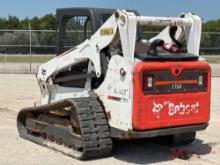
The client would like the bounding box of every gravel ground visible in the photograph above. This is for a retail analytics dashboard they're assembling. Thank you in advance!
[0,74,219,165]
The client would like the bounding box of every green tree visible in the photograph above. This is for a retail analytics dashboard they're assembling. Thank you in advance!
[40,14,56,30]
[0,18,8,29]
[30,17,41,30]
[20,18,30,29]
[7,16,20,29]
[203,19,220,32]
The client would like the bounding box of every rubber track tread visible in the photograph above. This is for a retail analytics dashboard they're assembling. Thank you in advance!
[17,96,113,160]
[73,97,113,159]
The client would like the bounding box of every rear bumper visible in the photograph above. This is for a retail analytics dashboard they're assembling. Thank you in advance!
[110,123,208,139]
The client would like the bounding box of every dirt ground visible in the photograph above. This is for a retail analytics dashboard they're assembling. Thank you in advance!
[0,74,219,165]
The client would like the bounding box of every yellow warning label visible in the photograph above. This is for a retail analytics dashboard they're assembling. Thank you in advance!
[100,27,114,36]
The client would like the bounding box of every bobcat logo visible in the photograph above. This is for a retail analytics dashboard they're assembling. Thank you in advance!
[152,100,200,118]
[152,100,163,118]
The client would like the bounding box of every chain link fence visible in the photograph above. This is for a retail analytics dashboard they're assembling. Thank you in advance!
[0,30,219,73]
[0,30,57,54]
[0,30,220,55]
[200,32,220,55]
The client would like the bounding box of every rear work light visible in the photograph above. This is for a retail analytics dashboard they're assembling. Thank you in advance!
[143,74,154,91]
[198,72,208,89]
[198,75,203,86]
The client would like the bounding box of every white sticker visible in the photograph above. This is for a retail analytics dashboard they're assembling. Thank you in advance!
[152,100,200,118]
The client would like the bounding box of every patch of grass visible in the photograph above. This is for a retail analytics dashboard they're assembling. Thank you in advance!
[201,55,220,64]
[0,55,55,63]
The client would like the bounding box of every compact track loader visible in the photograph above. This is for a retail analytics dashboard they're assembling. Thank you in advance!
[17,8,211,160]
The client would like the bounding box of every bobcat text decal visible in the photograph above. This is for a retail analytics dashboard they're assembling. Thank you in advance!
[152,100,200,118]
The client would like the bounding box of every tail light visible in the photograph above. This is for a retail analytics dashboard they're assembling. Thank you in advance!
[198,72,208,89]
[143,74,154,91]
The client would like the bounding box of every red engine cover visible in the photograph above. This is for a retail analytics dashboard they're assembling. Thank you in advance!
[132,61,211,130]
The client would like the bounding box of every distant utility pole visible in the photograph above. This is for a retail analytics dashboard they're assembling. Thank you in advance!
[29,23,32,73]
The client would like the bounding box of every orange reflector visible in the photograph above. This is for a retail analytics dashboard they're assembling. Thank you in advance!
[155,80,198,86]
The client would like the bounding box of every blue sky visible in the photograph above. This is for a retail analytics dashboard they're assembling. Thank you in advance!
[0,0,219,21]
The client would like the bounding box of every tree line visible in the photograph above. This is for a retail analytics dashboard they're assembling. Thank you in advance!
[0,14,220,31]
[0,14,56,30]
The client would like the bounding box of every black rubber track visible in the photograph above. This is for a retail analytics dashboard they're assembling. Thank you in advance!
[17,96,113,160]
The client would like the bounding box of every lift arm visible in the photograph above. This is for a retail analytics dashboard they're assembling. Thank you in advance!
[37,10,202,84]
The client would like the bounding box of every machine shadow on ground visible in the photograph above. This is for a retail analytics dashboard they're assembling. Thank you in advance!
[112,137,212,164]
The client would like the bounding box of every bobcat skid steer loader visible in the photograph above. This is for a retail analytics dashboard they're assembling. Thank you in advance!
[17,8,211,160]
